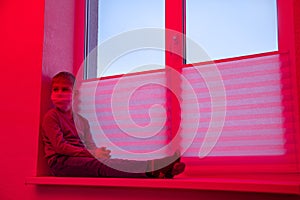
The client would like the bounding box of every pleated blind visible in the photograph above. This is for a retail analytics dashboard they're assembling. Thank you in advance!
[180,53,298,173]
[77,71,169,160]
[77,53,297,172]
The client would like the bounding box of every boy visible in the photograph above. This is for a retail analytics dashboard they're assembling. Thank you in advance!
[42,71,185,178]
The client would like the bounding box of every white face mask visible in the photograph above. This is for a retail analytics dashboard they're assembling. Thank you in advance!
[51,92,73,112]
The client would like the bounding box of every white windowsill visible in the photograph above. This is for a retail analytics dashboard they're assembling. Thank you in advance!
[25,174,300,195]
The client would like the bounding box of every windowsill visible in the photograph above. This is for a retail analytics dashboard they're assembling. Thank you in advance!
[25,174,300,195]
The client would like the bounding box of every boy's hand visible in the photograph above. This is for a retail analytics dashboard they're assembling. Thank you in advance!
[94,147,111,159]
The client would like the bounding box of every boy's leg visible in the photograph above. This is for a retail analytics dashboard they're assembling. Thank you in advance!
[50,156,148,178]
[98,158,149,178]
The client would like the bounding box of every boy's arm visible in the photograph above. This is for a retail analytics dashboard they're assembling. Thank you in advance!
[43,113,93,157]
[78,116,111,159]
[83,119,98,151]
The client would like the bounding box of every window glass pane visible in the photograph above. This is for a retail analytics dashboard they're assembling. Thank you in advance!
[97,0,165,77]
[186,0,278,63]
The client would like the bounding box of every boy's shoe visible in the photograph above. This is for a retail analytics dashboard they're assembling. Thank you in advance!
[146,151,185,178]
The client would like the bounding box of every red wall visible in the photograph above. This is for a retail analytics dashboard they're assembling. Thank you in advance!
[295,0,300,95]
[0,0,44,199]
[0,0,300,200]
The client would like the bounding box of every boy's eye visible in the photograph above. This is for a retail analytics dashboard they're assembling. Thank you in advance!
[52,87,59,92]
[62,87,71,92]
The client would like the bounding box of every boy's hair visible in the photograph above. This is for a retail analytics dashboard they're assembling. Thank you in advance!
[52,71,75,87]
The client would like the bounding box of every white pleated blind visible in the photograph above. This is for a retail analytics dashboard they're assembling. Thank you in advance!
[180,53,298,173]
[77,53,297,172]
[77,71,169,160]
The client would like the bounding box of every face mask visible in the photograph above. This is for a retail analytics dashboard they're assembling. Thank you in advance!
[51,92,73,112]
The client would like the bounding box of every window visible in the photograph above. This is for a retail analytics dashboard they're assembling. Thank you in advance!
[80,0,299,173]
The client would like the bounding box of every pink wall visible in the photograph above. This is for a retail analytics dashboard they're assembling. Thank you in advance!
[0,0,300,200]
[37,0,76,176]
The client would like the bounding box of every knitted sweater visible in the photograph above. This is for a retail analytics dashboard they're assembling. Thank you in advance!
[42,108,97,166]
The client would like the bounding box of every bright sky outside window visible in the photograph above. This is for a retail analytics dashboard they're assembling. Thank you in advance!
[97,0,165,77]
[186,0,278,63]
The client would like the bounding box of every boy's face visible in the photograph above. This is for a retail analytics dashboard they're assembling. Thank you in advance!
[51,81,73,112]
